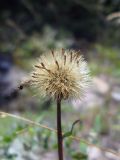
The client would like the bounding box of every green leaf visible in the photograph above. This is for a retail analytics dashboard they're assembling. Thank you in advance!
[3,132,16,143]
[63,131,72,139]
[94,114,102,133]
[72,152,87,160]
[63,119,82,139]
[79,142,87,154]
[70,120,82,134]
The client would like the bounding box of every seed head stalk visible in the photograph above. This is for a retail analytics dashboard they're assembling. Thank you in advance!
[57,95,63,160]
[19,49,91,160]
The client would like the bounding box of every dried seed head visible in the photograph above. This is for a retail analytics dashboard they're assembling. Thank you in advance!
[30,49,91,100]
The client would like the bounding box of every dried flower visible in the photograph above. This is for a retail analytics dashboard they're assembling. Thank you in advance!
[29,49,91,100]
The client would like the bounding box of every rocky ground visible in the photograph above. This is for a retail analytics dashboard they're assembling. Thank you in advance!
[0,71,120,160]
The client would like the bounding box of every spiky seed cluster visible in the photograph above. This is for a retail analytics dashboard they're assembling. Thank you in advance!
[30,49,91,100]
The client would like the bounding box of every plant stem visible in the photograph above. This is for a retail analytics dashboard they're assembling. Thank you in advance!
[57,97,64,160]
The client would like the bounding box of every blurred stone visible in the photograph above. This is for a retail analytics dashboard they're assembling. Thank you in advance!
[72,91,104,110]
[42,151,57,160]
[0,149,4,157]
[111,87,120,101]
[105,152,120,160]
[8,138,25,158]
[7,137,57,160]
[0,66,26,107]
[6,67,26,94]
[93,77,110,94]
[87,147,103,160]
[71,76,111,110]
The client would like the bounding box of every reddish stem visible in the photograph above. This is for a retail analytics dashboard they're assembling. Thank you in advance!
[57,97,64,160]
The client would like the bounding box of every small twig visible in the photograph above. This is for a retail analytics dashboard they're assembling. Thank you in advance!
[21,0,40,24]
[0,111,119,157]
[6,19,27,39]
[0,112,56,132]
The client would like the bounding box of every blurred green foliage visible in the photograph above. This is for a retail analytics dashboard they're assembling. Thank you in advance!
[0,0,120,159]
[1,102,118,159]
[89,44,120,77]
[0,0,120,47]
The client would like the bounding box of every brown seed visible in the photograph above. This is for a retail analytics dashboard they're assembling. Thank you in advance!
[55,60,59,69]
[35,65,42,69]
[64,55,66,65]
[51,50,54,57]
[62,48,65,55]
[70,52,73,62]
[41,62,45,68]
[32,75,37,78]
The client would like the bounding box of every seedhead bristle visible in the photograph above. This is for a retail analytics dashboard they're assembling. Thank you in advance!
[30,49,91,100]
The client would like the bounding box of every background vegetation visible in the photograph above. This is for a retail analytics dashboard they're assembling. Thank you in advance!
[0,0,120,160]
